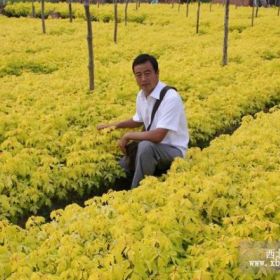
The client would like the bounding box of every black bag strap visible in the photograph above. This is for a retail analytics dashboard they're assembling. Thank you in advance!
[146,86,177,131]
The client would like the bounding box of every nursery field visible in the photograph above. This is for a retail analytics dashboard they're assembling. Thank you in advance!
[0,3,280,279]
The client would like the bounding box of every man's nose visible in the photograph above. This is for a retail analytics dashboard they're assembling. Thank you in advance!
[140,74,147,82]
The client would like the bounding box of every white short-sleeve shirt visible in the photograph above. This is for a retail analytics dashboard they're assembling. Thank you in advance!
[133,81,189,156]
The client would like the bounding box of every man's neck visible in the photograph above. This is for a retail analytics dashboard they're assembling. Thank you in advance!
[143,81,159,97]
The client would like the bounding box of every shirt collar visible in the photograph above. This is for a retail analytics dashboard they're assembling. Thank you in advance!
[140,81,166,100]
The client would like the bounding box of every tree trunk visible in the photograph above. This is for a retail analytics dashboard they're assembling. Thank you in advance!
[125,0,129,25]
[32,0,35,18]
[222,0,230,66]
[278,0,280,16]
[210,0,212,12]
[41,0,46,34]
[255,4,259,17]
[114,0,118,43]
[178,0,181,12]
[196,0,201,34]
[84,0,94,91]
[186,0,190,17]
[68,0,73,22]
[251,1,255,27]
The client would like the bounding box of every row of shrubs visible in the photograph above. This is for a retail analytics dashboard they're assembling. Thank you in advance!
[1,106,280,279]
[3,2,147,23]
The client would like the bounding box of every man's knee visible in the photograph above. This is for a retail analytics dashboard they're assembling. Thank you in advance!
[137,141,155,156]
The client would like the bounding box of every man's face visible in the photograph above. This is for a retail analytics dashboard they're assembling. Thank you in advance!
[133,61,159,96]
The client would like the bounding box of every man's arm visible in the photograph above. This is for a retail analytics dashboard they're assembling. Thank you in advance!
[97,119,143,130]
[119,128,168,153]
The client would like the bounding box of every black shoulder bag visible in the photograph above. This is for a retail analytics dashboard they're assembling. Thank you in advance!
[125,86,177,172]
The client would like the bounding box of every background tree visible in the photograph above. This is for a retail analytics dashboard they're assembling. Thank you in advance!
[222,0,230,66]
[31,0,35,18]
[186,0,190,17]
[125,0,129,26]
[68,0,73,22]
[196,0,201,34]
[41,0,46,34]
[114,0,118,43]
[84,0,94,91]
[135,0,140,10]
[251,0,256,26]
[255,0,259,17]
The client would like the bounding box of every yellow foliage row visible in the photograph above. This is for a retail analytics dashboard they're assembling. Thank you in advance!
[1,105,280,279]
[4,2,147,23]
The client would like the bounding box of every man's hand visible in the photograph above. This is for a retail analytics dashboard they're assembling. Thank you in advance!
[118,133,130,154]
[118,129,168,154]
[96,124,113,130]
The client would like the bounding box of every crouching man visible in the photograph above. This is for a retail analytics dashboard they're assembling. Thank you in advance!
[97,54,189,188]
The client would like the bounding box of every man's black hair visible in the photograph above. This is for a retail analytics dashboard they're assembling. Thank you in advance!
[132,54,159,73]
